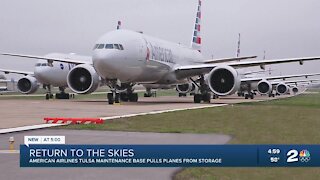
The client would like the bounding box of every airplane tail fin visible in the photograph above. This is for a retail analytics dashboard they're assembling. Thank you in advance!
[191,0,202,52]
[236,33,241,58]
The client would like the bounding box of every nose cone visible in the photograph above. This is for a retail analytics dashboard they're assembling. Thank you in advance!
[93,51,120,79]
[34,66,51,84]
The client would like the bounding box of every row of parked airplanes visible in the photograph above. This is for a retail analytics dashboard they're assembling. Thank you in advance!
[0,0,319,104]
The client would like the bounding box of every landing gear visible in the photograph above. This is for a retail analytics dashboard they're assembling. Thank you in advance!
[107,81,138,105]
[245,93,254,99]
[128,93,138,102]
[237,92,245,97]
[112,92,138,103]
[178,93,187,97]
[55,87,70,99]
[120,93,129,101]
[212,94,219,99]
[191,75,211,104]
[44,84,54,100]
[45,93,53,100]
[107,93,115,105]
[268,93,275,98]
[194,94,201,103]
[144,88,156,97]
[244,84,254,99]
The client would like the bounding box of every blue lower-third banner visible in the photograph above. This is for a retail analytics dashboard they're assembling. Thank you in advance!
[20,145,318,167]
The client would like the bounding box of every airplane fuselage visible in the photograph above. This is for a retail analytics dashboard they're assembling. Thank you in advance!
[93,29,203,85]
[34,53,87,87]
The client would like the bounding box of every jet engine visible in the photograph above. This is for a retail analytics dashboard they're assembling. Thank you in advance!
[67,64,100,94]
[207,65,240,96]
[276,83,289,95]
[257,80,272,95]
[291,86,299,94]
[176,83,196,94]
[17,75,39,94]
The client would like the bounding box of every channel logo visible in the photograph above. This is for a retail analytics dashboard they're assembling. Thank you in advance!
[299,150,311,163]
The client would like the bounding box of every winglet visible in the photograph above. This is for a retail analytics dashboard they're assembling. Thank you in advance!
[191,0,202,52]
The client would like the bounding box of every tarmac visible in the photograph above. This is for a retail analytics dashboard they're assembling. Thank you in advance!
[0,95,279,130]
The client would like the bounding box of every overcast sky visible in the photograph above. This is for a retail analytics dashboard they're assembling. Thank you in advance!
[0,0,320,79]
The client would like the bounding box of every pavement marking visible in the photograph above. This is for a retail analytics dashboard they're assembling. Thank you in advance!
[101,104,227,120]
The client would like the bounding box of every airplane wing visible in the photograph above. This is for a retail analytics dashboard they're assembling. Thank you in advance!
[0,79,12,83]
[175,56,320,79]
[1,53,91,65]
[0,68,33,76]
[271,79,320,85]
[201,56,257,64]
[241,73,320,83]
[243,69,274,75]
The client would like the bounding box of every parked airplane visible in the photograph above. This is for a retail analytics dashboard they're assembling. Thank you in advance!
[0,79,17,93]
[2,0,320,104]
[271,79,320,95]
[237,73,320,99]
[0,53,90,99]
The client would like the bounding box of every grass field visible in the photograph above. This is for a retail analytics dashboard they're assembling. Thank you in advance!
[60,92,320,179]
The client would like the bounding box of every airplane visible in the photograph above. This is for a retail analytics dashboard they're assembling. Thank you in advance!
[2,0,320,104]
[0,53,90,99]
[271,79,320,95]
[0,79,17,93]
[237,72,320,99]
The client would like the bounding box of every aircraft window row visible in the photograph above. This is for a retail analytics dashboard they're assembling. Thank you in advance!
[35,63,48,67]
[94,44,124,50]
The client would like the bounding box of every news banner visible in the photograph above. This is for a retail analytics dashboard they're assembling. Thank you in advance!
[20,136,317,167]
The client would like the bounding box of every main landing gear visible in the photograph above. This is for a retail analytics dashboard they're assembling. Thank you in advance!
[107,81,138,105]
[44,85,73,100]
[190,75,211,104]
[244,84,254,100]
[244,93,254,99]
[55,87,71,99]
[268,93,275,98]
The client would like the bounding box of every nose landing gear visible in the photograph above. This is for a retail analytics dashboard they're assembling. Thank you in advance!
[107,81,138,105]
[44,84,54,100]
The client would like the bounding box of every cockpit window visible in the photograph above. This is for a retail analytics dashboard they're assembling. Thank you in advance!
[35,63,41,67]
[93,44,99,50]
[114,44,120,50]
[96,43,124,50]
[97,44,105,49]
[105,44,114,49]
[41,63,47,66]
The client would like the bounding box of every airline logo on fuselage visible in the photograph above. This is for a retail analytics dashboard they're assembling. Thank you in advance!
[68,63,76,70]
[148,43,174,64]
